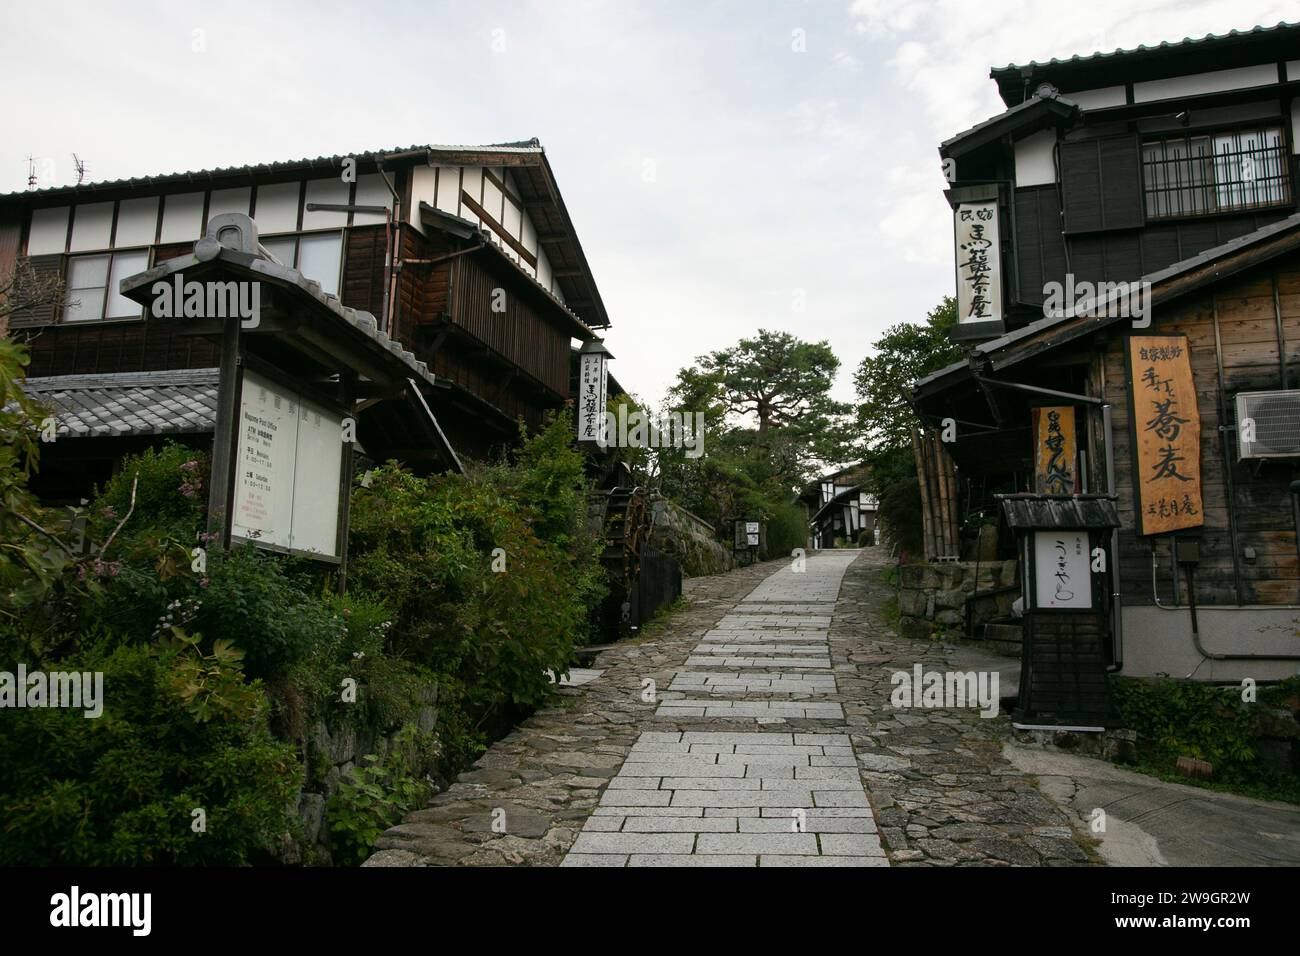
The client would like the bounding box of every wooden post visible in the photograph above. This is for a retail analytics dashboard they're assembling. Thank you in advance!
[912,426,936,561]
[206,313,242,547]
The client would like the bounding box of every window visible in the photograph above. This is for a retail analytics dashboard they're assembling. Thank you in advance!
[259,231,343,297]
[63,250,150,321]
[1142,126,1291,220]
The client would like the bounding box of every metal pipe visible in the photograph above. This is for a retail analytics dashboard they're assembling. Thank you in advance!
[1103,402,1123,672]
[972,374,1106,405]
[1211,297,1247,604]
[1148,546,1300,661]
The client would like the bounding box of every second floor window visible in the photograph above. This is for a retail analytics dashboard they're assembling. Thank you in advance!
[62,250,150,322]
[1142,126,1291,220]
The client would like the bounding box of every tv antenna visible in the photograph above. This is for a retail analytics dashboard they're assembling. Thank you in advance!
[25,156,37,190]
[72,154,87,184]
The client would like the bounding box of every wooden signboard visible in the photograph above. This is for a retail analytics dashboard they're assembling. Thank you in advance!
[1125,334,1204,536]
[1031,406,1077,494]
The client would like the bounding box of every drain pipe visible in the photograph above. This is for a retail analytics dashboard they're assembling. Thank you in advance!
[1150,547,1300,663]
[1102,403,1123,672]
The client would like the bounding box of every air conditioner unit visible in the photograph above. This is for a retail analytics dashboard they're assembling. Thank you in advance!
[1236,390,1300,459]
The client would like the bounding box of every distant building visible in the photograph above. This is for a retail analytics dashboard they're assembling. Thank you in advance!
[802,464,878,548]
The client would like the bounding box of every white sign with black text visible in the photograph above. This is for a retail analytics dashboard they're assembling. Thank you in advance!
[1032,530,1092,610]
[230,370,344,558]
[954,200,1002,325]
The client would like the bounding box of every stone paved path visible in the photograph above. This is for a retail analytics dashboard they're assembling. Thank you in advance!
[366,548,1094,867]
[564,552,882,866]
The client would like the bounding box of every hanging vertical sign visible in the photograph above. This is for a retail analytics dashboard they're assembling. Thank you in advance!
[576,342,610,446]
[1031,406,1078,494]
[1126,334,1204,536]
[953,200,1002,326]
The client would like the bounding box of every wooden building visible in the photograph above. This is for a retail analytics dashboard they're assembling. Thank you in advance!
[914,23,1300,679]
[802,464,878,549]
[0,141,611,488]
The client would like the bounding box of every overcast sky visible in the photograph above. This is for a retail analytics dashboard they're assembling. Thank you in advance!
[3,0,1295,409]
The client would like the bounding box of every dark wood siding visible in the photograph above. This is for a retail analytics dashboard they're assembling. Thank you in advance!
[1013,185,1068,307]
[1103,255,1300,607]
[1061,134,1144,233]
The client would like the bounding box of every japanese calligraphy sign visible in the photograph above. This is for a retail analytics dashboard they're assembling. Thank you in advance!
[953,200,1002,325]
[576,350,608,445]
[1031,405,1077,494]
[1126,334,1204,536]
[1032,530,1092,609]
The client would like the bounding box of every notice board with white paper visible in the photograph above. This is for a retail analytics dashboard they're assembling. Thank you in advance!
[230,369,344,559]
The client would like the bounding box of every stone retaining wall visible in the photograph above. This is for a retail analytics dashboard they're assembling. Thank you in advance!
[896,559,1020,641]
[292,686,439,864]
[650,497,735,577]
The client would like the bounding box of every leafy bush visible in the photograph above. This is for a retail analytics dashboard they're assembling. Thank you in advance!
[347,414,604,765]
[328,727,437,865]
[764,500,809,560]
[0,636,301,865]
[1112,676,1257,771]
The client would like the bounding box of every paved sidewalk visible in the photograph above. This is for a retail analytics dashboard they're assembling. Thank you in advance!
[366,549,1091,867]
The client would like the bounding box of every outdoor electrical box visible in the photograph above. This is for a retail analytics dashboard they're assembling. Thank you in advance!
[998,494,1121,729]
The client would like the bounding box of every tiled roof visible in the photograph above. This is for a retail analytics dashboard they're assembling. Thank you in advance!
[990,21,1299,75]
[19,369,219,438]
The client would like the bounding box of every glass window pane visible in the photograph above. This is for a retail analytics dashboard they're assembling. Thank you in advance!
[64,288,106,322]
[106,251,150,318]
[67,253,110,290]
[296,232,342,296]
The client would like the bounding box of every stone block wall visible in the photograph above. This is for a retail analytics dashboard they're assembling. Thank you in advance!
[292,685,440,864]
[650,497,736,577]
[896,559,1020,641]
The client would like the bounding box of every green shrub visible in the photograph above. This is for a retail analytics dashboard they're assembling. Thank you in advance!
[346,413,604,765]
[0,636,301,865]
[1111,676,1257,771]
[328,727,437,865]
[764,500,808,560]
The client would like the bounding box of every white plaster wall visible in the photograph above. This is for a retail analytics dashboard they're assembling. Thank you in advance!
[1133,64,1279,103]
[302,178,348,230]
[27,206,69,255]
[1015,129,1057,187]
[69,201,113,251]
[1119,605,1300,681]
[1068,86,1127,110]
[114,196,159,246]
[254,182,301,233]
[160,192,204,243]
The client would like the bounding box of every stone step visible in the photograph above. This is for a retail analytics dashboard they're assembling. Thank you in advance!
[981,622,1023,656]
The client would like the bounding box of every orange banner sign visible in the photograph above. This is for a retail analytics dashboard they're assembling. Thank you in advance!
[1032,405,1077,494]
[1126,334,1204,536]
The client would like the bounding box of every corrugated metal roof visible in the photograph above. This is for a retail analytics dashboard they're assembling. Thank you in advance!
[19,369,219,438]
[998,494,1121,529]
[991,21,1299,75]
[1,141,544,201]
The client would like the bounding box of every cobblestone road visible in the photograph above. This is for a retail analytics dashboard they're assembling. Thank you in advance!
[366,548,1093,867]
